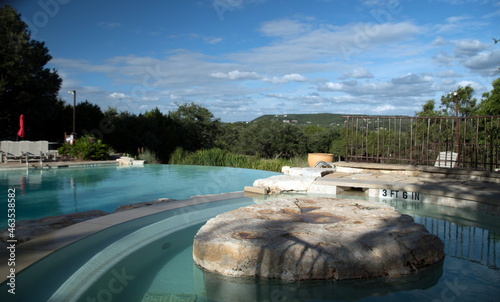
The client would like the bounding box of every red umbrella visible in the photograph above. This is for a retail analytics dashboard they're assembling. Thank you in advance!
[17,114,25,139]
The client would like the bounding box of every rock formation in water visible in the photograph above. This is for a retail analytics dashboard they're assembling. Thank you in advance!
[193,197,444,281]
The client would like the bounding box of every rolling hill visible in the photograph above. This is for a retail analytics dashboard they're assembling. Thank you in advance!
[251,113,357,127]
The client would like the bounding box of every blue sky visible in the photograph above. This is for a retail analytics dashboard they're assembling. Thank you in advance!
[7,0,500,122]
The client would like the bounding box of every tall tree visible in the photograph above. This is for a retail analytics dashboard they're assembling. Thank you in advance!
[439,85,478,117]
[170,103,221,151]
[0,5,62,140]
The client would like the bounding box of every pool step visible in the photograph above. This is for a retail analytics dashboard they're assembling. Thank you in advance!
[142,292,197,302]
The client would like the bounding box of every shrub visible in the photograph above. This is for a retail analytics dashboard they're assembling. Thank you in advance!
[58,135,110,161]
[138,148,161,164]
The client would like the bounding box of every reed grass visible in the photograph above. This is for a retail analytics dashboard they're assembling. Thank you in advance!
[168,148,307,172]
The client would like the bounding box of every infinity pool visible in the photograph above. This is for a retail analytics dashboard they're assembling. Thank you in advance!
[0,164,279,227]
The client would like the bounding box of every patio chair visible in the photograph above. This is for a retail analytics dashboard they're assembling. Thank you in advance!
[1,141,23,162]
[22,141,49,163]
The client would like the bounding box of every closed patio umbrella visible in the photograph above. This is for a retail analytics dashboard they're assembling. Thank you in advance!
[17,114,25,139]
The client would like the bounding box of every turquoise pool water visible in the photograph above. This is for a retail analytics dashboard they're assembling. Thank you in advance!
[4,194,497,302]
[0,164,279,228]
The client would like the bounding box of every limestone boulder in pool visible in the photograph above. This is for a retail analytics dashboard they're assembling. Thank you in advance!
[193,197,444,281]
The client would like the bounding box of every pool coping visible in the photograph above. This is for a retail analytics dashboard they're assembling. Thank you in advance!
[0,191,246,284]
[0,160,119,171]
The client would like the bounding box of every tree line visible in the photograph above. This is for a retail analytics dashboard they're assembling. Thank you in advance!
[416,78,500,117]
[85,103,342,162]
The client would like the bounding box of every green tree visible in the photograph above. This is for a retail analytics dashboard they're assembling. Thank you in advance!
[439,85,478,117]
[303,125,341,153]
[478,78,500,115]
[0,5,62,140]
[416,100,442,117]
[240,120,307,159]
[169,103,220,151]
[102,108,173,159]
[76,100,106,137]
[215,122,247,154]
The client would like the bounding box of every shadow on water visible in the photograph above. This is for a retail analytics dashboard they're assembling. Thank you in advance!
[202,261,443,302]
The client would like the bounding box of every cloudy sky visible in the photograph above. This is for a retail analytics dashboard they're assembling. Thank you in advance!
[8,0,500,122]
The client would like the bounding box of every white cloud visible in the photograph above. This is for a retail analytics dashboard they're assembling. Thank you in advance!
[437,70,461,78]
[343,68,374,79]
[319,73,439,99]
[141,96,160,101]
[210,70,260,80]
[321,82,344,91]
[454,40,489,57]
[229,21,422,68]
[108,92,130,99]
[205,37,223,44]
[441,78,457,85]
[456,80,485,92]
[391,73,433,85]
[169,94,182,100]
[373,104,396,113]
[434,14,489,34]
[259,19,311,37]
[463,49,500,75]
[262,73,307,84]
[432,36,449,46]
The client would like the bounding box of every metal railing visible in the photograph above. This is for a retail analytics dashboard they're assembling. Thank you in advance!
[344,116,500,171]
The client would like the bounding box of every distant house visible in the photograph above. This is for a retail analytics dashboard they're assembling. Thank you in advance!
[283,120,290,123]
[292,120,298,123]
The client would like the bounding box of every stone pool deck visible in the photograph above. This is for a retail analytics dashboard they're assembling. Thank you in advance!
[1,161,499,284]
[250,162,500,216]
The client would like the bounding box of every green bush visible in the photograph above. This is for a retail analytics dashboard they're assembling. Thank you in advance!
[58,135,110,161]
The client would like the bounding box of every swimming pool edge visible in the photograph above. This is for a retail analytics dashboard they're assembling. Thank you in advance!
[0,191,246,284]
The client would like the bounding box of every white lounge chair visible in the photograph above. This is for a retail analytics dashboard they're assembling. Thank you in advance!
[1,141,23,162]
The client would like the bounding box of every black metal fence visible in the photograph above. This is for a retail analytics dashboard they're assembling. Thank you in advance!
[344,116,500,171]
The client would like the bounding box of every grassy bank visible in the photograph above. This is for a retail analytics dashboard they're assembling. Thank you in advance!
[168,148,307,172]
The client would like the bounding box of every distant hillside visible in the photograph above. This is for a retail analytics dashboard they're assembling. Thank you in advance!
[251,113,355,127]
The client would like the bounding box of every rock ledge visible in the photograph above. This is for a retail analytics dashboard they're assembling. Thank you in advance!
[193,197,444,281]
